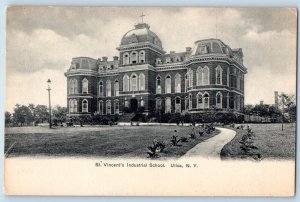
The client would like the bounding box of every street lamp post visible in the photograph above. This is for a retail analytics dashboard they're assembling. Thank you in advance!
[47,79,52,129]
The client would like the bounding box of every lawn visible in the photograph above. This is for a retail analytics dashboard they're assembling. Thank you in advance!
[221,123,296,160]
[5,125,219,159]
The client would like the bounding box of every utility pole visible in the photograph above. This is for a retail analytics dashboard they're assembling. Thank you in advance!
[47,79,52,129]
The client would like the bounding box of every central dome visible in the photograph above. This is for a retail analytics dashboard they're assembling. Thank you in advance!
[120,23,162,49]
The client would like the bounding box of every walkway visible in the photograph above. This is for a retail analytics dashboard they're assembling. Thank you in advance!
[181,127,236,160]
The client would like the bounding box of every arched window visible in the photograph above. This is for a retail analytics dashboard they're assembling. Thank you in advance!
[175,74,181,93]
[196,67,203,86]
[156,76,161,94]
[216,65,222,85]
[203,66,210,85]
[216,92,222,108]
[99,100,103,115]
[139,50,145,63]
[69,79,77,94]
[106,100,111,115]
[138,73,145,91]
[165,75,171,94]
[82,78,88,94]
[227,67,230,86]
[123,52,129,65]
[203,93,209,108]
[185,74,188,92]
[114,100,119,114]
[114,80,119,96]
[197,93,203,109]
[130,51,138,64]
[82,99,88,112]
[99,81,103,97]
[106,80,111,97]
[140,98,144,107]
[165,97,171,113]
[188,69,193,87]
[175,97,181,113]
[156,98,162,110]
[185,96,189,111]
[130,74,138,91]
[69,99,73,113]
[123,74,129,92]
[189,94,192,110]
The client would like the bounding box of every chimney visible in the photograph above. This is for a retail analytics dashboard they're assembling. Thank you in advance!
[274,91,279,108]
[170,51,175,54]
[186,47,192,53]
[113,56,119,61]
[102,57,108,62]
[260,100,264,105]
[97,58,101,61]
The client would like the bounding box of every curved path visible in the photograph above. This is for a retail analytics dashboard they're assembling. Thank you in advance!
[181,127,236,160]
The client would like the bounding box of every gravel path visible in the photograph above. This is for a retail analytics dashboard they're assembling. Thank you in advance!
[181,127,236,160]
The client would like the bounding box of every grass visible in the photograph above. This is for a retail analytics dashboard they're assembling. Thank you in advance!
[5,125,219,159]
[221,123,296,160]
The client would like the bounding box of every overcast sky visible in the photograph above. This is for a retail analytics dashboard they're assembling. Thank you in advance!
[5,7,297,112]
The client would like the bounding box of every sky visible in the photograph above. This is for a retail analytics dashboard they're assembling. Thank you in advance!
[5,7,297,112]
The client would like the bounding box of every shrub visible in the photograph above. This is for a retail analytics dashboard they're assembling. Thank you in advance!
[171,135,181,146]
[156,141,166,152]
[147,140,159,158]
[189,133,196,139]
[180,137,188,142]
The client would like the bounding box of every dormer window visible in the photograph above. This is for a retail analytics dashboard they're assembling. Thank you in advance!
[107,65,111,70]
[71,63,76,70]
[199,45,208,54]
[156,58,162,65]
[165,57,171,64]
[139,50,145,63]
[175,56,181,62]
[98,66,104,72]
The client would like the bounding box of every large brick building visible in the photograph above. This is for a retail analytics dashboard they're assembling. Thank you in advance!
[65,23,247,118]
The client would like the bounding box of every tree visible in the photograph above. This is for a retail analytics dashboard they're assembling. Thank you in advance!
[34,105,49,124]
[52,105,67,123]
[278,93,296,130]
[5,111,12,126]
[13,104,34,126]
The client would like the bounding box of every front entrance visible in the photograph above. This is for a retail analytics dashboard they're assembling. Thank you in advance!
[130,98,138,112]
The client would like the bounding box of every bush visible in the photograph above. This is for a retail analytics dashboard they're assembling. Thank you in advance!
[171,135,181,146]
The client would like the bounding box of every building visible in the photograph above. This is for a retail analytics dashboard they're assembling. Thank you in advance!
[65,22,247,118]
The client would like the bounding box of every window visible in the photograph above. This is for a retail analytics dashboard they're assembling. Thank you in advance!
[106,100,111,115]
[203,93,209,108]
[139,51,145,63]
[123,52,129,65]
[185,96,188,111]
[188,69,193,87]
[175,56,181,62]
[130,74,138,91]
[199,45,208,54]
[227,67,230,86]
[130,51,138,64]
[156,76,161,94]
[99,81,103,97]
[196,67,203,86]
[175,97,181,113]
[216,65,222,85]
[82,78,88,94]
[185,74,188,92]
[139,73,145,91]
[165,57,171,63]
[69,99,77,113]
[165,75,171,94]
[114,80,119,96]
[82,99,88,112]
[69,79,78,94]
[197,93,203,109]
[99,100,103,115]
[165,97,171,113]
[114,100,119,114]
[106,80,111,97]
[140,98,144,107]
[216,92,222,108]
[203,66,209,85]
[189,94,192,110]
[175,74,181,93]
[156,98,162,110]
[156,58,162,65]
[123,74,129,91]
